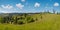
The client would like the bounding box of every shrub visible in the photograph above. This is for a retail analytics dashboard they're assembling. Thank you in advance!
[27,18,35,23]
[35,18,38,21]
[17,20,25,25]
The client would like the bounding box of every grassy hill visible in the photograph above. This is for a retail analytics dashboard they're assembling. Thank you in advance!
[0,14,60,30]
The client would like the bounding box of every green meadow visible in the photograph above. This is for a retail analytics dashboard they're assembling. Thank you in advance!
[0,13,60,30]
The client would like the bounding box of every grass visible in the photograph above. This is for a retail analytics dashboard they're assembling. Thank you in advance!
[0,14,60,30]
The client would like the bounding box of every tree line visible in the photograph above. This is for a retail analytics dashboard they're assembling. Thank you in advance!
[0,14,38,25]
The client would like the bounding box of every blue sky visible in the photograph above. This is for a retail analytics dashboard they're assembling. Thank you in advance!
[0,0,60,13]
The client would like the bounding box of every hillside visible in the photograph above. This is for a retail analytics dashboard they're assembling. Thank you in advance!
[0,14,60,30]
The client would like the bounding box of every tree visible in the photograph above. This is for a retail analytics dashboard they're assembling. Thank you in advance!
[0,17,4,23]
[56,12,59,15]
[24,13,27,17]
[0,17,8,23]
[14,16,18,24]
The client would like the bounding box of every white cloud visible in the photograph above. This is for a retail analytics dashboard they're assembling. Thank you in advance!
[16,3,24,9]
[34,2,40,7]
[1,11,10,13]
[21,0,25,2]
[1,4,13,9]
[0,7,2,10]
[54,2,59,7]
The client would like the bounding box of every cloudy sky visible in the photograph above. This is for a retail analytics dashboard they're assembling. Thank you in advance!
[0,0,60,13]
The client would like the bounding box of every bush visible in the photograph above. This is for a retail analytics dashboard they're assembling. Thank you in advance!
[27,18,35,23]
[0,17,8,24]
[35,18,38,21]
[17,20,25,25]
